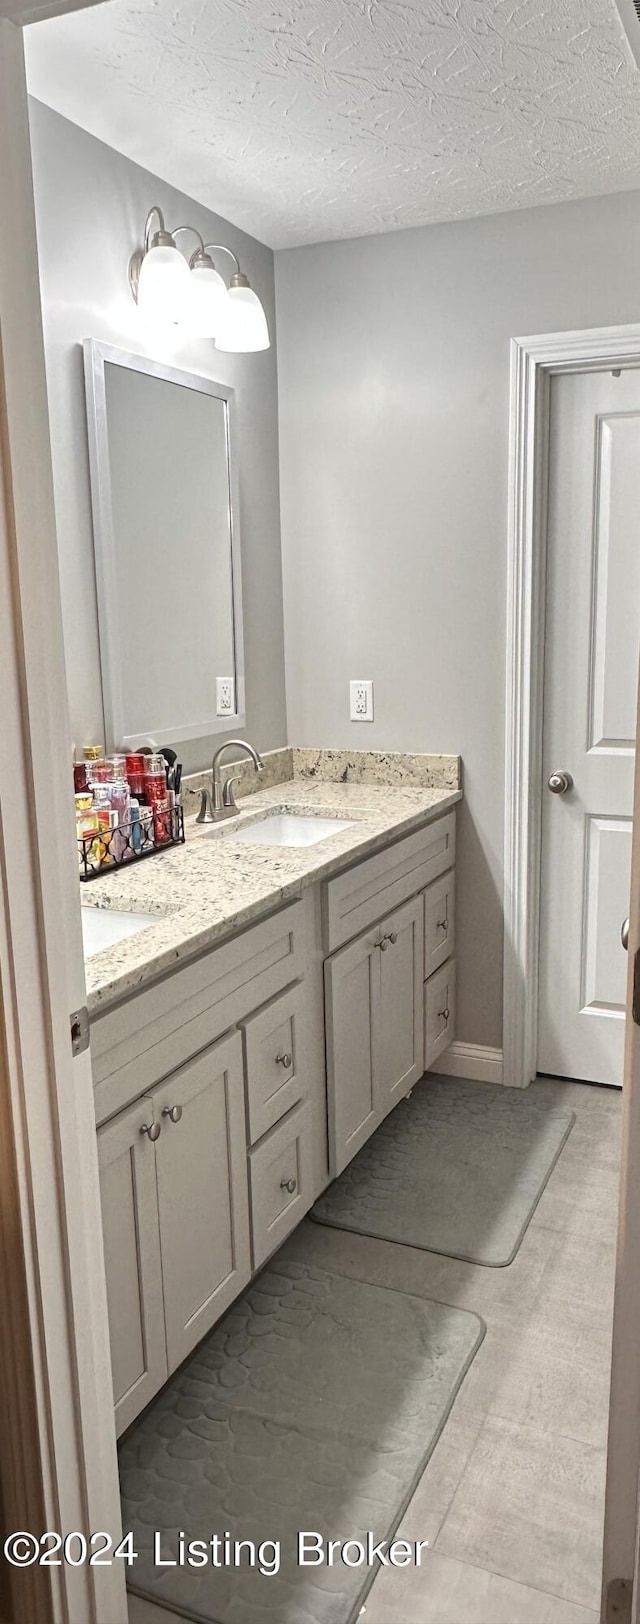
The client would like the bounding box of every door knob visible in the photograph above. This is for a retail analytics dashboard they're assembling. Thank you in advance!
[548,770,573,796]
[162,1104,183,1123]
[622,918,630,951]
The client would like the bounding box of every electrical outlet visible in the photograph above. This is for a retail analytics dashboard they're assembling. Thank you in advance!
[350,679,374,722]
[216,676,235,716]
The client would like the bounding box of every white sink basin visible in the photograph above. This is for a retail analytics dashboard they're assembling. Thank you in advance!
[226,813,354,849]
[81,906,157,958]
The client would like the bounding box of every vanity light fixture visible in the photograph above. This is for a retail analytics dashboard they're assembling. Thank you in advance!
[129,206,270,351]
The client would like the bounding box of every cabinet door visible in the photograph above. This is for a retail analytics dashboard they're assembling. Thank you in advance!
[375,893,425,1118]
[325,929,378,1176]
[97,1096,167,1437]
[154,1031,251,1372]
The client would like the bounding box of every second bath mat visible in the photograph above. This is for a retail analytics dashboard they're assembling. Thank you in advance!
[120,1257,483,1624]
[312,1076,575,1267]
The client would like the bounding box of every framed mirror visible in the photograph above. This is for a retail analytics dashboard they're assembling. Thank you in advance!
[83,340,244,751]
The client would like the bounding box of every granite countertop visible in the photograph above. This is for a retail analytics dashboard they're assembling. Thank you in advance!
[81,749,461,1017]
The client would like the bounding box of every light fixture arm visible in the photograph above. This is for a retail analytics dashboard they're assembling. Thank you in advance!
[171,224,206,254]
[203,243,241,277]
[143,205,167,252]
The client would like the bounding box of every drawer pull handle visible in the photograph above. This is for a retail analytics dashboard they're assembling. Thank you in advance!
[140,1121,161,1142]
[439,1007,450,1023]
[162,1104,183,1124]
[280,1177,297,1194]
[275,1052,292,1069]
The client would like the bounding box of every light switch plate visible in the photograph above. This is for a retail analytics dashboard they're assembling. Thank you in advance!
[350,679,374,722]
[216,676,235,716]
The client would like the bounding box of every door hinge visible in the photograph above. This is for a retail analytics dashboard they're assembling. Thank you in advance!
[70,1006,90,1057]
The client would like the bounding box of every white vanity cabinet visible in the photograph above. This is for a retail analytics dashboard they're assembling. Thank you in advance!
[94,894,326,1433]
[93,804,457,1434]
[98,1031,251,1435]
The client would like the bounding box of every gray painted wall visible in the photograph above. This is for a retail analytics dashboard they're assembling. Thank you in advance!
[275,191,640,1051]
[28,99,287,774]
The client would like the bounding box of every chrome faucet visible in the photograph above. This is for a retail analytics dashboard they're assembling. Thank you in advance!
[196,738,264,823]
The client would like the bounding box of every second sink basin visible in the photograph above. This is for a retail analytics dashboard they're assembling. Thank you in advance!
[225,813,354,848]
[81,906,157,958]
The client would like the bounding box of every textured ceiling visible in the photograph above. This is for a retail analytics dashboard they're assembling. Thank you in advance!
[25,0,640,249]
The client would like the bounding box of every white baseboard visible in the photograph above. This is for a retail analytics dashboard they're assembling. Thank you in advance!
[436,1041,504,1086]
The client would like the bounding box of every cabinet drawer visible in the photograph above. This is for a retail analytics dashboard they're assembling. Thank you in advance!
[248,1101,312,1269]
[92,899,305,1126]
[424,959,456,1071]
[322,812,455,952]
[424,869,455,977]
[241,982,307,1143]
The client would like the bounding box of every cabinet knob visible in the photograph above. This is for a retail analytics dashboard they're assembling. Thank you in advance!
[379,937,389,950]
[436,916,448,933]
[439,1007,450,1023]
[162,1104,183,1123]
[280,1177,297,1194]
[379,931,397,950]
[275,1051,292,1069]
[140,1121,161,1142]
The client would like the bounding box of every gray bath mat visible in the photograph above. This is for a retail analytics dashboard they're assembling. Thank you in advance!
[120,1258,483,1624]
[312,1076,575,1267]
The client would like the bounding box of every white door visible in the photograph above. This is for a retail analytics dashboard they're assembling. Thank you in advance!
[538,368,640,1086]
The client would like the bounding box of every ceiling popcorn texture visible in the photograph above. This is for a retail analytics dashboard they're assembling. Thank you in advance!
[25,0,640,248]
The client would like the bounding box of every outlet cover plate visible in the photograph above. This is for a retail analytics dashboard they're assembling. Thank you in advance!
[350,679,374,722]
[216,676,235,716]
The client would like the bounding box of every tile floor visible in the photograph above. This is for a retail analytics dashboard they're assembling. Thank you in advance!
[128,1077,621,1624]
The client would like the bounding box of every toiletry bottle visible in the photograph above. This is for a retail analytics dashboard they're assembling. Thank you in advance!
[128,799,142,856]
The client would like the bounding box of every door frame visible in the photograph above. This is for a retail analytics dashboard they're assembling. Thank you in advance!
[0,15,127,1623]
[503,323,640,1090]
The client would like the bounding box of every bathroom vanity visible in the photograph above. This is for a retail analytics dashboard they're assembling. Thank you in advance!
[84,751,459,1434]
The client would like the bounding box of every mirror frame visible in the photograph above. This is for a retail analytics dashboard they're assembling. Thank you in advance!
[83,338,245,751]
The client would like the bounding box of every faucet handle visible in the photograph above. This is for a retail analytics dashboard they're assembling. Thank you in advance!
[195,787,214,823]
[222,776,240,812]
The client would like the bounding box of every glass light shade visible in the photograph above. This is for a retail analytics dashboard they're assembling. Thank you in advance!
[136,242,191,324]
[215,284,270,352]
[181,261,228,337]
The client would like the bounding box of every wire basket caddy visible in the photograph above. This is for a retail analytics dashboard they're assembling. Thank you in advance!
[78,805,185,881]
